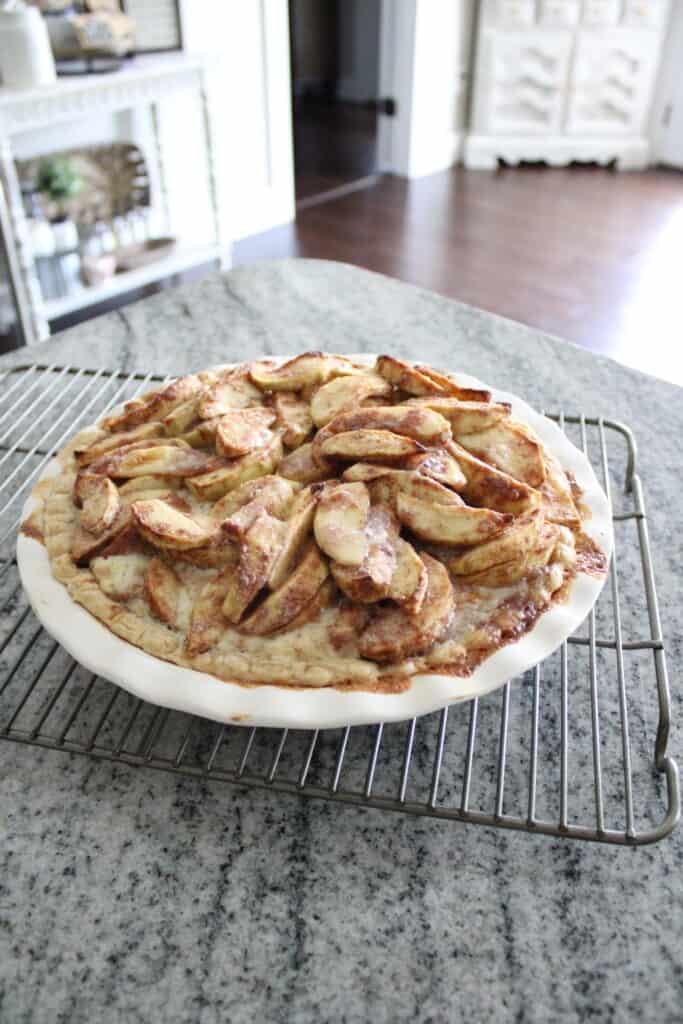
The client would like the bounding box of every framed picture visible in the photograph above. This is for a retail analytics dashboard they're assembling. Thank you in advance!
[121,0,182,54]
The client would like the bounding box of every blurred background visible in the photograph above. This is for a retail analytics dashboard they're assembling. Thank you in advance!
[0,0,681,384]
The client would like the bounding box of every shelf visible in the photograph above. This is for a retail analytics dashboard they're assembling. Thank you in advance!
[0,53,208,134]
[41,243,223,321]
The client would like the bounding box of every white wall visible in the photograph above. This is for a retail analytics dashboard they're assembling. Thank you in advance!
[180,0,295,241]
[379,0,475,179]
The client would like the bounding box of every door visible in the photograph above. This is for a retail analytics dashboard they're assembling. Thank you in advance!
[289,0,383,205]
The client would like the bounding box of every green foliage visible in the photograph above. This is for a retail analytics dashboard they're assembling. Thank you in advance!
[36,157,82,203]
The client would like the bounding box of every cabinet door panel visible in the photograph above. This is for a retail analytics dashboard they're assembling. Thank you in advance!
[566,29,661,135]
[481,31,573,134]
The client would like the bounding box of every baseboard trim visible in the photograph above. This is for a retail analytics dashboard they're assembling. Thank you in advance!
[463,135,651,171]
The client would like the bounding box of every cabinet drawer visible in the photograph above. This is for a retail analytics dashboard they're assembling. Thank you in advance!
[621,0,668,28]
[487,0,536,27]
[570,29,660,86]
[581,0,620,25]
[566,30,661,134]
[538,0,581,26]
[480,30,573,134]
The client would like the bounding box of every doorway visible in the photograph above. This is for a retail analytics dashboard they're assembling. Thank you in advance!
[289,0,382,207]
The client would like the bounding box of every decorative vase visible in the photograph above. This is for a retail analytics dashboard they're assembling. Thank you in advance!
[0,5,57,88]
[50,216,78,254]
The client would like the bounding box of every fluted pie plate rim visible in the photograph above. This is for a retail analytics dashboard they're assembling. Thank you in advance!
[16,357,613,729]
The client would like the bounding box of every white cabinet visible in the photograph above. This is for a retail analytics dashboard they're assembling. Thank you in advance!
[465,0,669,169]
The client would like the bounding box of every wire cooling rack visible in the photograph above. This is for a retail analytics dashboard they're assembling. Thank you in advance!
[0,364,679,845]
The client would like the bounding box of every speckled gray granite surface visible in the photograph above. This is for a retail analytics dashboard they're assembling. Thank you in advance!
[1,260,682,1024]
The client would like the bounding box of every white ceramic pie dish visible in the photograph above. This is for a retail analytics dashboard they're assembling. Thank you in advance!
[16,359,613,729]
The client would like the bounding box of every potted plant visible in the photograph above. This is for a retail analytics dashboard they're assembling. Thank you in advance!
[36,155,81,253]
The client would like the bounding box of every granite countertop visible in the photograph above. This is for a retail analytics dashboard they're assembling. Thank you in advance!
[1,260,681,1023]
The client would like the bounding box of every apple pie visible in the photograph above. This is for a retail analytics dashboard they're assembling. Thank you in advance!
[25,353,607,692]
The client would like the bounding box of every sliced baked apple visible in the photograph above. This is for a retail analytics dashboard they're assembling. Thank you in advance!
[198,371,263,418]
[131,499,218,550]
[359,553,453,662]
[310,373,392,427]
[448,509,545,575]
[273,393,314,448]
[77,475,120,533]
[375,355,446,396]
[117,475,176,498]
[210,474,294,522]
[75,421,164,466]
[539,450,581,527]
[179,418,222,448]
[97,525,149,557]
[268,485,319,589]
[460,522,560,587]
[249,352,361,391]
[342,464,463,507]
[403,449,467,490]
[71,505,132,566]
[221,509,287,623]
[239,542,329,635]
[455,422,546,488]
[186,434,283,501]
[313,482,369,566]
[278,577,336,633]
[162,395,203,436]
[328,602,370,654]
[144,557,190,628]
[386,537,428,614]
[222,476,295,537]
[324,405,451,445]
[412,364,492,402]
[320,429,423,463]
[279,441,330,484]
[406,398,510,434]
[187,570,234,655]
[215,407,276,457]
[172,539,238,569]
[396,492,511,545]
[91,443,218,480]
[330,504,398,603]
[102,375,204,432]
[447,440,542,515]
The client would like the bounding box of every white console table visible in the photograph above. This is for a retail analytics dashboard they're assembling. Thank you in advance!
[0,52,228,346]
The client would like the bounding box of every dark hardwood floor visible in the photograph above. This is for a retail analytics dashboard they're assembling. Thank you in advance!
[234,165,683,386]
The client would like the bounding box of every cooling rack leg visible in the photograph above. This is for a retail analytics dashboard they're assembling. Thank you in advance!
[632,476,680,826]
[601,418,638,494]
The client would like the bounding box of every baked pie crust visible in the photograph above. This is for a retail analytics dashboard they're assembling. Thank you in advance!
[22,353,608,694]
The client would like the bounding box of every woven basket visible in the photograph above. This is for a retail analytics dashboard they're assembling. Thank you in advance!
[18,141,150,223]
